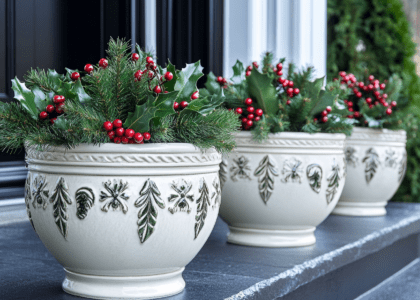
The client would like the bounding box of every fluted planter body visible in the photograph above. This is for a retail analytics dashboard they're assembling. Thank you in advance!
[333,128,407,217]
[24,143,221,300]
[219,132,346,247]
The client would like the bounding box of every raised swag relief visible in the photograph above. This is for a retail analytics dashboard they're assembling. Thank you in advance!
[100,180,129,213]
[345,147,358,167]
[282,158,303,183]
[168,179,194,214]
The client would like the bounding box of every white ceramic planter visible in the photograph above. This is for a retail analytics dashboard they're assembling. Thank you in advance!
[332,127,407,217]
[24,143,221,300]
[219,132,346,247]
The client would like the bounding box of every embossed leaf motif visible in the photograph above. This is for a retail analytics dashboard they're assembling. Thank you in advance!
[254,155,279,203]
[168,179,194,214]
[100,180,129,213]
[399,151,407,183]
[362,148,380,183]
[326,160,341,204]
[345,147,358,167]
[230,156,252,181]
[195,178,211,239]
[385,149,397,168]
[24,174,36,232]
[32,174,49,209]
[282,158,303,183]
[211,176,222,209]
[50,177,72,238]
[135,179,165,243]
[219,159,228,190]
[75,187,95,219]
[307,164,323,193]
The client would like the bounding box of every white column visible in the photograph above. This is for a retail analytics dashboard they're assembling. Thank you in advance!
[145,0,157,54]
[223,0,327,80]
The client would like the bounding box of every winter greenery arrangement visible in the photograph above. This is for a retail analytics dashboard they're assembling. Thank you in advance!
[0,38,240,154]
[204,52,355,142]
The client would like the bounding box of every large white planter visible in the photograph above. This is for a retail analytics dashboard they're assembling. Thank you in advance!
[24,143,221,300]
[332,127,407,217]
[219,132,346,247]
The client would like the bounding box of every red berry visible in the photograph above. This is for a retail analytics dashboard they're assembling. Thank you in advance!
[380,83,386,90]
[55,103,64,114]
[282,80,289,88]
[39,111,48,119]
[134,70,143,80]
[180,101,189,109]
[148,71,154,78]
[246,65,253,71]
[254,116,261,122]
[358,82,365,88]
[277,77,285,84]
[108,131,115,139]
[217,76,223,83]
[391,101,397,107]
[46,105,55,113]
[103,121,113,131]
[164,91,168,94]
[369,104,373,109]
[252,61,258,68]
[339,71,346,77]
[246,120,253,127]
[276,70,283,76]
[354,111,360,118]
[247,106,255,113]
[50,117,57,124]
[146,56,154,64]
[276,63,283,70]
[113,137,121,144]
[255,108,263,116]
[383,93,388,99]
[84,64,94,74]
[71,72,80,81]
[153,86,162,94]
[356,92,362,98]
[133,133,144,143]
[53,95,65,104]
[128,139,135,144]
[286,100,291,105]
[373,91,380,98]
[235,107,243,114]
[132,53,139,61]
[347,101,353,107]
[246,70,251,77]
[241,117,248,123]
[174,102,179,110]
[314,118,318,122]
[369,75,374,81]
[348,108,354,112]
[288,81,294,88]
[164,72,174,81]
[191,91,199,100]
[116,127,125,137]
[99,58,108,68]
[383,102,389,107]
[321,110,328,117]
[222,78,227,84]
[368,84,374,91]
[121,137,129,144]
[125,129,135,139]
[143,132,151,141]
[366,98,372,104]
[248,113,254,120]
[113,119,123,128]
[326,106,332,113]
[273,68,277,73]
[322,116,328,123]
[293,88,300,95]
[287,88,294,95]
[244,98,253,106]
[386,108,392,115]
[347,115,354,119]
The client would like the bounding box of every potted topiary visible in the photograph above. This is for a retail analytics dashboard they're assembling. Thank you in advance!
[1,38,239,299]
[331,72,407,216]
[203,53,354,247]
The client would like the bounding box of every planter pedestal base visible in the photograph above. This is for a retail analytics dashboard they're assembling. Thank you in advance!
[62,268,185,300]
[332,201,387,217]
[227,226,316,248]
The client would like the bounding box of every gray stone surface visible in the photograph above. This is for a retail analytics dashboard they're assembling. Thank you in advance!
[1,202,420,300]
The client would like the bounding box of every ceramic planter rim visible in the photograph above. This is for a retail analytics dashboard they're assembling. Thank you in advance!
[233,130,347,141]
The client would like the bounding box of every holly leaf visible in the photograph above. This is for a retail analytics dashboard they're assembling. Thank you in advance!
[246,68,278,114]
[154,91,177,118]
[204,72,221,95]
[57,81,76,100]
[163,61,178,92]
[182,89,225,116]
[53,115,70,130]
[47,69,64,90]
[124,96,157,133]
[304,77,324,100]
[309,90,338,116]
[65,68,79,81]
[173,61,204,102]
[11,77,38,119]
[71,80,92,104]
[199,88,211,97]
[32,86,50,112]
[231,60,245,84]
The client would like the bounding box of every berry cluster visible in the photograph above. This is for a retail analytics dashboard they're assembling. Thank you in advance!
[38,95,67,124]
[173,90,199,111]
[233,98,263,130]
[335,71,395,119]
[103,119,151,144]
[273,63,300,99]
[216,76,228,89]
[314,106,332,123]
[245,61,260,77]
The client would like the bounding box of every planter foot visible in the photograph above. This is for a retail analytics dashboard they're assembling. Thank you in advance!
[227,226,316,247]
[62,268,185,300]
[332,201,387,217]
